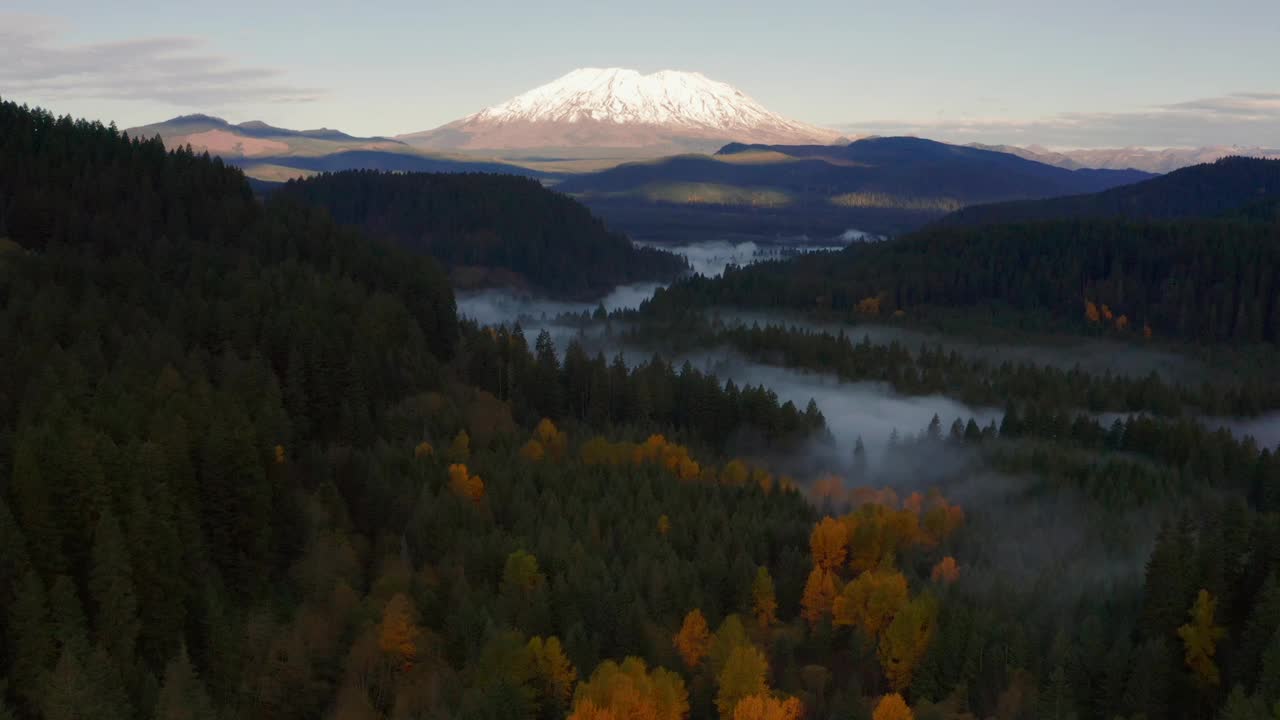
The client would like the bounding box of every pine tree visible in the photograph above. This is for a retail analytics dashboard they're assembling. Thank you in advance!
[6,570,55,710]
[154,645,218,720]
[89,510,141,663]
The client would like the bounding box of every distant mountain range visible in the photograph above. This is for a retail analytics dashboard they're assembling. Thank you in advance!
[968,143,1280,174]
[396,68,846,156]
[552,137,1153,238]
[937,156,1280,227]
[126,114,546,182]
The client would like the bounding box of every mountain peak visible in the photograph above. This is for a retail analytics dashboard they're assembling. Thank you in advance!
[398,68,841,152]
[469,67,798,131]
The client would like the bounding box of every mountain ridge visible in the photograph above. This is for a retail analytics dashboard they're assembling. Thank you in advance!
[936,156,1280,227]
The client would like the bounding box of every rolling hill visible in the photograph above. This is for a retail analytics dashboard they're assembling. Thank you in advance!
[276,170,687,298]
[937,156,1280,227]
[552,137,1152,238]
[126,114,548,181]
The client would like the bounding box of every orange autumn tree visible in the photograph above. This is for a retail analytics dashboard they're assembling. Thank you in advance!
[674,609,712,669]
[658,514,671,536]
[800,567,839,628]
[1085,300,1101,324]
[570,657,689,720]
[378,593,422,670]
[931,557,960,584]
[447,463,485,503]
[811,517,848,571]
[832,569,909,639]
[872,693,914,720]
[732,694,804,720]
[751,567,779,630]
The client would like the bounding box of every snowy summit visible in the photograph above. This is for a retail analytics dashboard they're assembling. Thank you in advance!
[398,68,842,153]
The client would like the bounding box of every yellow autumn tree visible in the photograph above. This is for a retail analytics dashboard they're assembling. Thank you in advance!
[519,439,544,462]
[413,441,434,459]
[274,444,286,464]
[658,514,671,536]
[930,557,960,584]
[800,567,839,628]
[878,594,937,691]
[716,644,768,719]
[674,609,712,669]
[448,429,470,462]
[856,296,882,316]
[528,635,577,713]
[378,593,421,669]
[1116,314,1130,331]
[832,570,909,639]
[1178,589,1226,686]
[533,418,568,460]
[570,657,689,720]
[751,567,778,630]
[872,693,914,720]
[732,694,804,720]
[810,517,848,572]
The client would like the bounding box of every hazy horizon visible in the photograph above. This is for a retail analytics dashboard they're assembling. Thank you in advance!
[3,1,1279,148]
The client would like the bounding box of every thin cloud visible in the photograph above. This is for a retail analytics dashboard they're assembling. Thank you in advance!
[837,91,1280,149]
[0,15,321,107]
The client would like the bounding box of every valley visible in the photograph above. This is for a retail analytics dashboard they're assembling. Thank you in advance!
[3,33,1280,720]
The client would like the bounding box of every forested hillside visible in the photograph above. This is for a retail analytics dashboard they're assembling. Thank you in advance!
[277,170,688,298]
[938,156,1280,227]
[4,99,1280,720]
[645,216,1280,345]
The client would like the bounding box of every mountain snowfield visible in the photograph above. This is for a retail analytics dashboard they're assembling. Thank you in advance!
[398,68,844,153]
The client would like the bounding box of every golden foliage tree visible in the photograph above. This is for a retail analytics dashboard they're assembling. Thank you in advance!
[570,657,689,720]
[751,567,779,630]
[658,514,671,536]
[832,570,909,639]
[878,594,937,691]
[1178,588,1226,686]
[447,429,471,462]
[930,557,960,584]
[674,609,712,669]
[533,418,568,460]
[1085,300,1101,324]
[810,516,848,572]
[857,296,883,316]
[872,693,914,720]
[732,694,804,720]
[413,441,434,459]
[502,550,545,594]
[716,644,768,719]
[800,568,839,628]
[447,463,485,503]
[518,439,544,462]
[528,635,577,712]
[378,593,421,669]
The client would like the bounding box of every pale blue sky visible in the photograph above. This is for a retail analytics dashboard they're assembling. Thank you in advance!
[3,0,1278,147]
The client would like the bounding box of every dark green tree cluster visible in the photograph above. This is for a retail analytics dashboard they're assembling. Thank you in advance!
[623,320,1280,417]
[455,323,826,454]
[277,169,688,299]
[644,214,1280,345]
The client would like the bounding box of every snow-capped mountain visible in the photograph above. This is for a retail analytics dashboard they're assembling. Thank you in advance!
[398,68,843,154]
